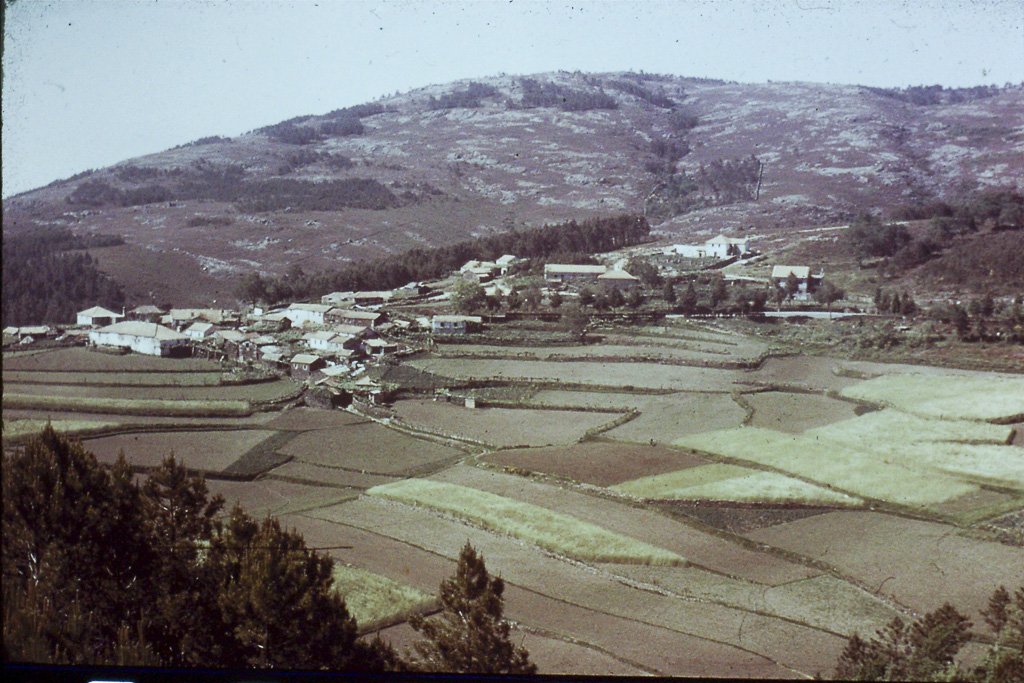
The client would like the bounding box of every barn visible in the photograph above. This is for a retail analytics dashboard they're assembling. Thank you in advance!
[77,306,124,327]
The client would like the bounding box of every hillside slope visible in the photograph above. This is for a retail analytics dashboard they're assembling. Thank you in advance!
[4,72,1021,305]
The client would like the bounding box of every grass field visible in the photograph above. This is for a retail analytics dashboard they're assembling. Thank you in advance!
[674,427,978,509]
[611,463,862,505]
[2,418,121,440]
[744,391,860,433]
[331,564,437,633]
[840,374,1024,423]
[366,479,686,566]
[4,378,300,403]
[2,370,224,386]
[3,393,252,417]
[2,346,221,372]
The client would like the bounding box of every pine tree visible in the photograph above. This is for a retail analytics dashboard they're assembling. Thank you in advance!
[409,542,536,675]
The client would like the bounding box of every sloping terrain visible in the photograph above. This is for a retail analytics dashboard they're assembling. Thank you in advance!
[4,72,1021,304]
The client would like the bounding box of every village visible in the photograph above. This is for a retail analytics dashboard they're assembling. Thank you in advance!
[3,231,840,406]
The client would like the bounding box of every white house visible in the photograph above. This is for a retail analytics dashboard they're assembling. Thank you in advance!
[89,321,189,356]
[771,265,822,299]
[432,315,483,335]
[285,303,333,326]
[184,321,219,340]
[77,306,124,327]
[705,234,751,258]
[325,308,382,328]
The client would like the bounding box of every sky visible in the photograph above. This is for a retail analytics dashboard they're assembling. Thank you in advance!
[3,0,1022,198]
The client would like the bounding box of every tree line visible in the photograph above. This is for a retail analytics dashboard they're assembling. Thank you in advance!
[2,229,126,326]
[2,426,535,675]
[236,214,651,305]
[66,162,401,213]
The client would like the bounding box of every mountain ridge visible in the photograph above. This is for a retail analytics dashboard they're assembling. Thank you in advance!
[4,71,1021,305]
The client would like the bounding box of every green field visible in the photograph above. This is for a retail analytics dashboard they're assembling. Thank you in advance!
[2,370,224,387]
[611,463,862,505]
[674,427,978,509]
[331,564,437,633]
[2,418,120,440]
[840,374,1024,423]
[3,393,252,417]
[367,479,686,566]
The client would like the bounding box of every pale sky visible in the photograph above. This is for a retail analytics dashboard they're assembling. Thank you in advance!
[3,0,1022,198]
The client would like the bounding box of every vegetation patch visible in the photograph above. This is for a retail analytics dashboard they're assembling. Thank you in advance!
[839,374,1024,423]
[2,418,120,441]
[367,479,685,566]
[674,427,977,509]
[612,463,861,506]
[3,393,252,417]
[331,564,437,633]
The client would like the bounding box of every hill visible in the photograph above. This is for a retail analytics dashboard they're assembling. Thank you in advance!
[3,71,1022,307]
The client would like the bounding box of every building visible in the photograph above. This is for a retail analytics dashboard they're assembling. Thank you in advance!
[350,291,394,306]
[543,264,608,285]
[705,234,751,258]
[128,305,164,322]
[771,265,822,299]
[363,338,398,356]
[305,330,363,355]
[432,315,483,335]
[88,321,189,356]
[183,321,219,340]
[597,270,640,290]
[285,303,333,326]
[325,308,383,328]
[290,353,327,380]
[495,254,523,274]
[672,234,752,259]
[3,325,54,340]
[77,306,124,327]
[321,291,354,306]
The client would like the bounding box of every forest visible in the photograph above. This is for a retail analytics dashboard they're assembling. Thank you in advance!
[236,214,651,304]
[1,229,126,327]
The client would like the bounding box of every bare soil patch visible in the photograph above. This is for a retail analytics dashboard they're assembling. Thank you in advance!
[744,391,859,433]
[483,441,707,487]
[391,399,619,447]
[745,511,1024,627]
[743,356,859,392]
[268,461,402,489]
[2,346,220,372]
[205,479,359,517]
[84,429,277,472]
[278,422,462,475]
[659,501,836,534]
[263,407,369,431]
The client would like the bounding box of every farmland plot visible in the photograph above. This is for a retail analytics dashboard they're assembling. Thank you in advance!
[278,423,462,475]
[390,399,621,447]
[526,389,746,443]
[483,441,707,486]
[611,463,862,506]
[366,479,686,565]
[744,391,859,433]
[2,370,223,386]
[428,465,819,585]
[746,511,1024,627]
[408,357,744,392]
[4,377,300,402]
[205,478,359,517]
[84,429,277,472]
[840,373,1024,422]
[311,496,841,677]
[1,346,220,372]
[330,564,437,633]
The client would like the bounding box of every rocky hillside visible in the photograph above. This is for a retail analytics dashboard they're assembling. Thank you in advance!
[4,72,1021,305]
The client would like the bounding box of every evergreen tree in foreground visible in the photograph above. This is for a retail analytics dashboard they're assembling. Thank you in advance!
[1,425,396,671]
[408,542,536,675]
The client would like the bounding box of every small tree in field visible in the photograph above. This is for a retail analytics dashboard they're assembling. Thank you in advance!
[408,543,535,675]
